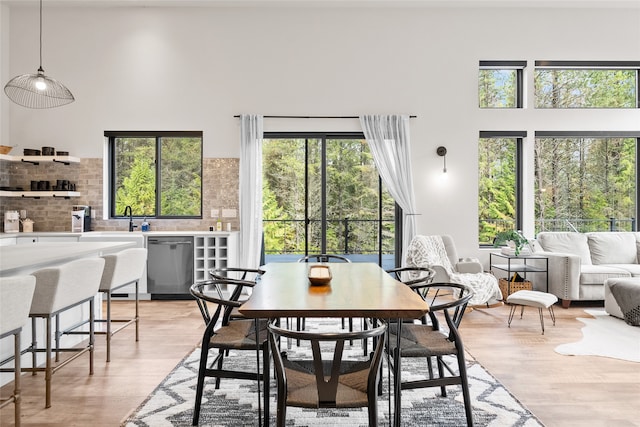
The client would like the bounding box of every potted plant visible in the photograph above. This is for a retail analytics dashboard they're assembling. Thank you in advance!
[493,230,530,256]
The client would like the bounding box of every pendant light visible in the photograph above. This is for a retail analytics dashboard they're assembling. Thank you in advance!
[4,0,74,109]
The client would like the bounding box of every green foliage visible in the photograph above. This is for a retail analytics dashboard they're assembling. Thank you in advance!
[115,156,155,216]
[534,137,635,232]
[535,69,636,108]
[478,138,517,244]
[493,230,529,256]
[114,136,202,217]
[479,69,637,239]
[479,70,517,108]
[262,137,395,255]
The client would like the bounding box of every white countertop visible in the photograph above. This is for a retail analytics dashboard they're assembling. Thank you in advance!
[0,241,136,276]
[0,230,238,239]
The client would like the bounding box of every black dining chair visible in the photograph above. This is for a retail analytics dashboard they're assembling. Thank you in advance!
[386,266,435,324]
[297,254,351,264]
[209,267,265,319]
[190,280,270,426]
[388,282,475,427]
[267,318,387,427]
[209,266,265,283]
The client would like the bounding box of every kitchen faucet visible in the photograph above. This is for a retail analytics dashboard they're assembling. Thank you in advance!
[123,205,137,232]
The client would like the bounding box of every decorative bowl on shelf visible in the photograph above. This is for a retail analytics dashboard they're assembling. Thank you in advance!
[0,145,12,155]
[308,265,332,286]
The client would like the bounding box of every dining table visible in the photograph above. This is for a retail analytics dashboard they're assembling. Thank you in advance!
[239,261,430,426]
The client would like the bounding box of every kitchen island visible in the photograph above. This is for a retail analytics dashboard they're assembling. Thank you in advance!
[0,241,135,277]
[0,240,136,387]
[0,231,238,298]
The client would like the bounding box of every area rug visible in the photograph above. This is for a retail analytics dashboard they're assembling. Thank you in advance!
[123,321,543,427]
[554,309,640,362]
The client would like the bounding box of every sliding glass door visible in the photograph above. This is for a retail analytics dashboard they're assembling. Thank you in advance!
[262,133,397,267]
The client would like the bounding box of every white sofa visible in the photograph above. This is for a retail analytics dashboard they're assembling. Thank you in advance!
[535,232,640,308]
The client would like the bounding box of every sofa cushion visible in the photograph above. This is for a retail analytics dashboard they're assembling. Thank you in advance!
[537,232,592,265]
[587,232,637,265]
[601,264,640,277]
[580,264,631,285]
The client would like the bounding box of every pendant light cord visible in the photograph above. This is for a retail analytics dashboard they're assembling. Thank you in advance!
[39,0,43,71]
[3,0,75,107]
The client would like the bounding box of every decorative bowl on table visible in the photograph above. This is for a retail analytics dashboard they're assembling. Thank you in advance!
[308,265,332,286]
[0,145,12,155]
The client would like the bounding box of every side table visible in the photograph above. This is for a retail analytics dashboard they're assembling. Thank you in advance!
[490,252,549,293]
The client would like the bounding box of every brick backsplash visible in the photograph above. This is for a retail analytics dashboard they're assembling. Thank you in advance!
[0,158,239,233]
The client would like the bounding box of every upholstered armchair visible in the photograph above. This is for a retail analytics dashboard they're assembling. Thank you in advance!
[405,234,502,306]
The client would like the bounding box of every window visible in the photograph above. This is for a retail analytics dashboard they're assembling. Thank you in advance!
[478,61,526,108]
[535,61,640,108]
[534,132,638,232]
[262,133,398,268]
[478,131,525,245]
[107,131,202,218]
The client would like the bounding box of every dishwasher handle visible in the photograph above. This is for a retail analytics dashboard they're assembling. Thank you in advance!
[148,240,193,245]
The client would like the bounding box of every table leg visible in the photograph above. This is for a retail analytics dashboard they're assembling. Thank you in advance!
[394,318,402,426]
[255,318,264,427]
[384,319,391,420]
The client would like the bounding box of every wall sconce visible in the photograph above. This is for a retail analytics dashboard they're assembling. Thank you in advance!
[436,146,447,173]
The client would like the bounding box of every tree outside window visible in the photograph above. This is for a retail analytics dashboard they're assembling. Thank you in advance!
[108,132,202,218]
[262,134,396,266]
[534,135,637,232]
[478,61,525,108]
[534,62,638,108]
[478,134,522,245]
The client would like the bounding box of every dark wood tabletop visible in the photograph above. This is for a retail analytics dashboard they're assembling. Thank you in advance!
[238,262,429,319]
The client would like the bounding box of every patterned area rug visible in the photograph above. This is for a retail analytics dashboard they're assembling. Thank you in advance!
[123,320,543,427]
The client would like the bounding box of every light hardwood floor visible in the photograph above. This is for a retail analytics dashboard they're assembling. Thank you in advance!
[1,300,638,426]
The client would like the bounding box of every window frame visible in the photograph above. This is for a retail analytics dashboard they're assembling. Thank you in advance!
[534,60,640,109]
[262,131,402,267]
[106,130,203,219]
[534,130,639,232]
[478,130,525,246]
[479,60,526,109]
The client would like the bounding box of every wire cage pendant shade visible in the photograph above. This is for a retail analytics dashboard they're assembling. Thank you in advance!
[3,0,74,109]
[4,67,74,109]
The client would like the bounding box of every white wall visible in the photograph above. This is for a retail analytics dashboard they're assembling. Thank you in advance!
[0,4,9,145]
[2,4,640,257]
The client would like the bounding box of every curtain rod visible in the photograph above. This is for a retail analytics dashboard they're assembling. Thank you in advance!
[233,115,417,119]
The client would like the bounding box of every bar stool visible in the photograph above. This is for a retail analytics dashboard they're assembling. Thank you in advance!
[96,248,147,362]
[27,257,105,408]
[0,275,36,427]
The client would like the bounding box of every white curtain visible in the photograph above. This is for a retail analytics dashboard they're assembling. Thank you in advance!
[359,114,417,262]
[239,114,264,269]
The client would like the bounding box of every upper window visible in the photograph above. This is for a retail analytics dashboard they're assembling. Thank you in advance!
[535,61,640,108]
[534,132,638,233]
[478,131,525,245]
[106,131,203,218]
[478,61,525,108]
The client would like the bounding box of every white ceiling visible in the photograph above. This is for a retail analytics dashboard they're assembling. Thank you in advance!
[1,0,638,8]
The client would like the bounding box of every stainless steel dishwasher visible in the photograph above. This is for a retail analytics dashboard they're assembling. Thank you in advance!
[147,236,194,299]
